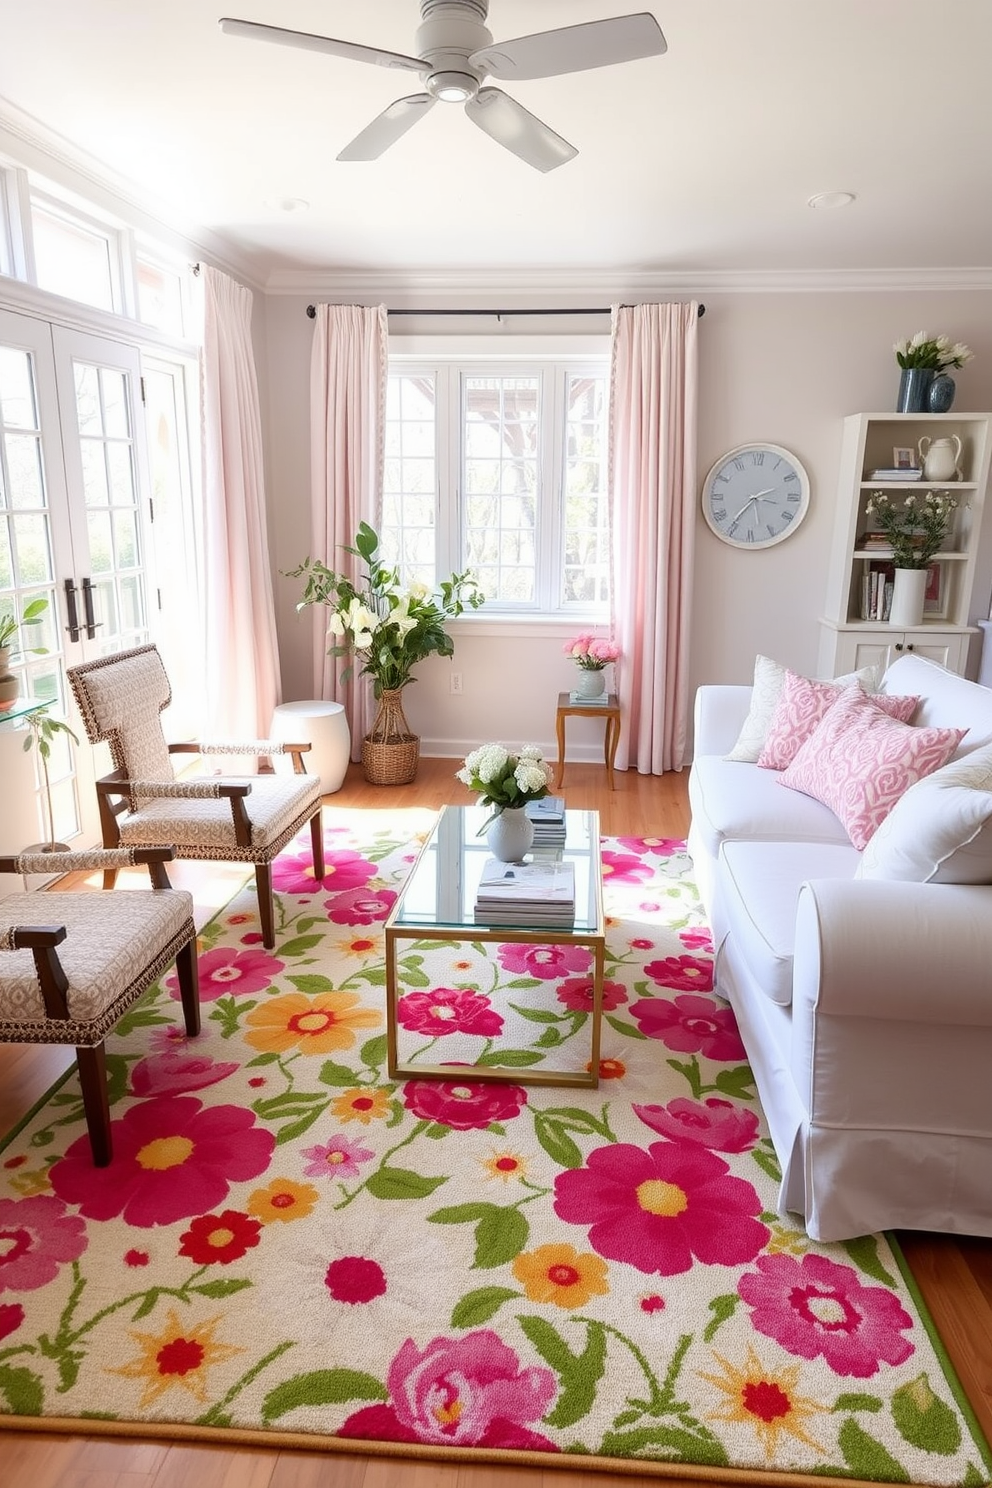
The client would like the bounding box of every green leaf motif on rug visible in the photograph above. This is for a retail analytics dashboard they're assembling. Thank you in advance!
[429,1201,529,1268]
[262,1367,388,1423]
[842,1233,898,1288]
[516,1315,607,1429]
[450,1285,520,1328]
[599,1422,729,1466]
[891,1373,963,1456]
[365,1164,447,1200]
[278,934,324,957]
[0,1362,45,1415]
[836,1417,911,1481]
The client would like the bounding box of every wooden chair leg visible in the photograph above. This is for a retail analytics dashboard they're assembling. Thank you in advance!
[102,869,120,890]
[310,809,325,882]
[76,1043,112,1166]
[255,862,275,949]
[175,938,201,1036]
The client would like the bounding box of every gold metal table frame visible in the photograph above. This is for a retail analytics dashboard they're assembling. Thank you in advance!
[384,804,605,1089]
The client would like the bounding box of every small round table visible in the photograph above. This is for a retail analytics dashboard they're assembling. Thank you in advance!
[270,700,351,795]
[555,691,622,791]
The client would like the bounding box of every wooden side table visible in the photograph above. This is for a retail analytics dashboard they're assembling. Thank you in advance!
[555,691,621,791]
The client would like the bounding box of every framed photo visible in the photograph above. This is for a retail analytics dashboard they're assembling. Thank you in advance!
[924,561,946,616]
[893,445,917,470]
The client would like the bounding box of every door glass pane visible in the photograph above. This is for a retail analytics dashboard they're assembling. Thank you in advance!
[100,369,130,438]
[113,510,138,567]
[107,443,135,503]
[74,363,101,434]
[11,514,53,582]
[5,433,45,507]
[0,348,38,426]
[80,439,109,505]
[87,511,113,572]
[119,574,143,634]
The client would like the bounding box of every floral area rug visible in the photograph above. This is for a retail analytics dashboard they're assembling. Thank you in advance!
[0,808,988,1485]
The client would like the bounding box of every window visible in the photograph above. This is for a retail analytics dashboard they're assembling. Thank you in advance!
[30,194,118,313]
[136,251,188,337]
[382,358,610,615]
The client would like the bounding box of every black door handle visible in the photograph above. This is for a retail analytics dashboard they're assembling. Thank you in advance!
[80,577,102,641]
[63,577,81,642]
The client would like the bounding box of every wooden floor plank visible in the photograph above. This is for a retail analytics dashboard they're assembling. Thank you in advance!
[1,757,989,1487]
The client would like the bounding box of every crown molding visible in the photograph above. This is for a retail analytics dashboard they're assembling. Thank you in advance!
[263,264,992,299]
[0,97,264,292]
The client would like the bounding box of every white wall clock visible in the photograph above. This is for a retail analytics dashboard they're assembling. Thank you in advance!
[702,443,810,548]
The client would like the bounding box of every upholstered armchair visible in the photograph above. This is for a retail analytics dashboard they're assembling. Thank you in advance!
[67,646,325,948]
[0,846,199,1165]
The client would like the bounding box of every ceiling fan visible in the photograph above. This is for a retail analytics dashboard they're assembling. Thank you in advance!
[219,1,666,172]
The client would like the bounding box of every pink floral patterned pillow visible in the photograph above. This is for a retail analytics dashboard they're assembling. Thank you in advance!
[757,670,920,771]
[779,686,966,850]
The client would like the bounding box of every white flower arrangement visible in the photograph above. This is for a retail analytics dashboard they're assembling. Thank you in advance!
[894,333,973,372]
[864,490,958,569]
[456,743,553,829]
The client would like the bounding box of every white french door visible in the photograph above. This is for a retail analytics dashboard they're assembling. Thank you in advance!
[0,308,156,847]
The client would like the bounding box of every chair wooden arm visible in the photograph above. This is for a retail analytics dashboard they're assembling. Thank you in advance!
[0,925,70,1019]
[170,740,313,774]
[0,846,178,889]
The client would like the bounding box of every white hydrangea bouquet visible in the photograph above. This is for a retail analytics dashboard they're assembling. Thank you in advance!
[456,743,554,830]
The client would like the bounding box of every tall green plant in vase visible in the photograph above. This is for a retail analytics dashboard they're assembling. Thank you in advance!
[22,706,80,852]
[289,522,484,785]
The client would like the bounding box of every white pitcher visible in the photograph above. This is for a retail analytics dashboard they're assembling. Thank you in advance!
[917,434,962,482]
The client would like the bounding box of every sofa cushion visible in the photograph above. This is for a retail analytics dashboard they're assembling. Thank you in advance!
[780,686,966,851]
[724,654,882,763]
[688,754,853,865]
[880,654,992,755]
[857,741,992,884]
[757,669,920,771]
[715,840,861,1007]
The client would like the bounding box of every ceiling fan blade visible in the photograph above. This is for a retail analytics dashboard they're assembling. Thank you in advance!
[471,12,666,81]
[464,88,576,173]
[336,94,436,161]
[219,18,426,75]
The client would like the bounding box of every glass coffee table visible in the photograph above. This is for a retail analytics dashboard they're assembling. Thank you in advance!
[384,804,605,1088]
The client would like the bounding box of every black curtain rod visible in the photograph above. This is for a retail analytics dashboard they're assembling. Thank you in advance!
[305,302,704,319]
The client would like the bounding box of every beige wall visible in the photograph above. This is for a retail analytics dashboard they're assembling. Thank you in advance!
[260,287,992,764]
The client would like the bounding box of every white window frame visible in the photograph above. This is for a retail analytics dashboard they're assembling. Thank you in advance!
[28,187,126,316]
[386,348,611,622]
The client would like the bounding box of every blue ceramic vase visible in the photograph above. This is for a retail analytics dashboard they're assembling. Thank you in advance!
[928,373,956,413]
[897,367,935,413]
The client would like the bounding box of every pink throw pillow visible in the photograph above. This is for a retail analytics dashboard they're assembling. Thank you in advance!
[779,686,966,850]
[757,670,920,771]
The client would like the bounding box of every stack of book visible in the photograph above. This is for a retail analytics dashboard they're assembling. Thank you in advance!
[526,795,566,848]
[869,467,922,482]
[474,857,575,927]
[568,691,610,705]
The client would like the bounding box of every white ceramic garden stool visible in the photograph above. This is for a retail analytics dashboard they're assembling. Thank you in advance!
[270,700,351,795]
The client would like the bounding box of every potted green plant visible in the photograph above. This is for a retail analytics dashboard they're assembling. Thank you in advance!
[289,522,484,785]
[21,705,79,852]
[0,596,49,712]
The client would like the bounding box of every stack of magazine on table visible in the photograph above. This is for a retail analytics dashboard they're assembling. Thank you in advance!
[474,856,575,927]
[526,794,566,847]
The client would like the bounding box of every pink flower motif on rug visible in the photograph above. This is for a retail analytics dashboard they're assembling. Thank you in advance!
[0,1301,24,1338]
[165,947,284,1004]
[0,1195,87,1292]
[738,1253,915,1378]
[556,977,628,1013]
[615,836,684,856]
[338,1330,559,1450]
[403,1077,527,1130]
[600,850,655,884]
[644,954,714,992]
[634,1097,759,1153]
[301,1137,375,1180]
[129,1053,240,1098]
[397,988,504,1038]
[275,847,376,896]
[325,886,398,925]
[496,942,592,979]
[325,1255,387,1304]
[48,1096,276,1227]
[630,993,746,1062]
[553,1140,768,1276]
[679,927,714,952]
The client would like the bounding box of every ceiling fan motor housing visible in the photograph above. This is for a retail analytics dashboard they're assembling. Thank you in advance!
[416,0,493,101]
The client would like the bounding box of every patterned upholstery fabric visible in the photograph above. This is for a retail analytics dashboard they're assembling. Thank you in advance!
[119,776,321,853]
[0,889,194,1041]
[71,647,174,781]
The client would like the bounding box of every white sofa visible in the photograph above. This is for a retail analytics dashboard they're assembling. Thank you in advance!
[687,653,992,1242]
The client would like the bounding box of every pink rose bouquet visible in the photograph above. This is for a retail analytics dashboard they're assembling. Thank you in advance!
[563,633,620,671]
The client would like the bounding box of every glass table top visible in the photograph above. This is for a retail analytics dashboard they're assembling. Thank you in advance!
[391,804,603,936]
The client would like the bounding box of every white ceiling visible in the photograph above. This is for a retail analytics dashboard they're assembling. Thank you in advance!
[1,0,991,289]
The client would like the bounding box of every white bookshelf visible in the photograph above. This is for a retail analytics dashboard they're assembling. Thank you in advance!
[817,412,992,677]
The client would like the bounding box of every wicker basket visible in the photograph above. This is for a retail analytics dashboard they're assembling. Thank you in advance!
[362,688,420,786]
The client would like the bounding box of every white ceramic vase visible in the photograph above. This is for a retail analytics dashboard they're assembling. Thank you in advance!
[486,806,534,863]
[889,567,928,628]
[575,667,606,699]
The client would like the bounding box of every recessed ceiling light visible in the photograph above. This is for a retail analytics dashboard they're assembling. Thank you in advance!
[807,191,856,210]
[263,196,311,213]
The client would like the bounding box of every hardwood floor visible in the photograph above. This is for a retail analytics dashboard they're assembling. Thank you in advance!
[1,758,989,1487]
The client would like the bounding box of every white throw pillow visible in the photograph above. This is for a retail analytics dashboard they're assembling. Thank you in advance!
[857,741,992,884]
[724,654,883,763]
